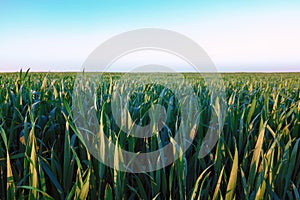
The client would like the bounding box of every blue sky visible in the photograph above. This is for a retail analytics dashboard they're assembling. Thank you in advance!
[1,0,300,72]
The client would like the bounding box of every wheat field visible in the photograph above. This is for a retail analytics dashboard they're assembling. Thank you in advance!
[0,70,299,199]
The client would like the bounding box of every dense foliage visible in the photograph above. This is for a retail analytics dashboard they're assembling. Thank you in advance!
[0,70,299,199]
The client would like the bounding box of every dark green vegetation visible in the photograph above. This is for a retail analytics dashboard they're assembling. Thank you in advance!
[0,70,299,199]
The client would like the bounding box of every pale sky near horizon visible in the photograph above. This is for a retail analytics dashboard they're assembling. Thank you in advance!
[0,0,300,72]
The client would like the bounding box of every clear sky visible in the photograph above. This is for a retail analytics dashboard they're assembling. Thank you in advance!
[0,0,300,72]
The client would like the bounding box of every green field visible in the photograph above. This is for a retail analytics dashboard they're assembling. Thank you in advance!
[0,71,299,199]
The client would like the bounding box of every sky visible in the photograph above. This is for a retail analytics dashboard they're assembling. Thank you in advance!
[0,0,300,72]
